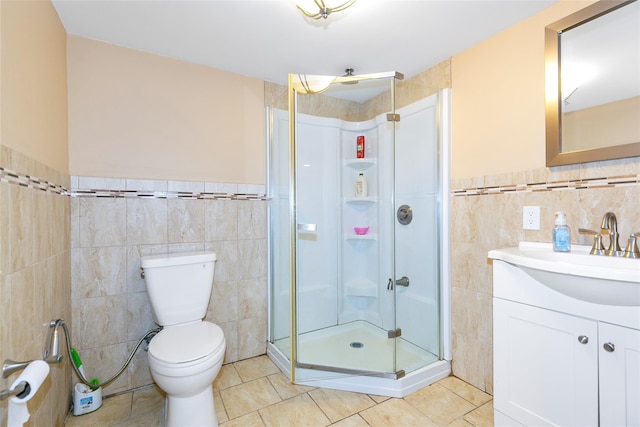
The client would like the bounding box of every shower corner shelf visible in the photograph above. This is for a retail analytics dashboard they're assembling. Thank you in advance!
[344,233,377,241]
[344,196,377,204]
[344,158,377,170]
[345,279,377,297]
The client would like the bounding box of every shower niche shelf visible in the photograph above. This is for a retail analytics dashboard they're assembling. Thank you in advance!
[344,158,377,170]
[344,279,377,297]
[344,233,377,241]
[344,196,377,204]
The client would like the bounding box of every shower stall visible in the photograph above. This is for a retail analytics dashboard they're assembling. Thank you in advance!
[266,71,451,397]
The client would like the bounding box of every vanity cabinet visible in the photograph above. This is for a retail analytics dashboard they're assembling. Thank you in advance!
[491,253,640,427]
[495,298,640,426]
[494,299,597,426]
[598,322,640,426]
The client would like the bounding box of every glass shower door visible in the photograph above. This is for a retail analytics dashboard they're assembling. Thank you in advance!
[290,73,404,380]
[392,94,442,374]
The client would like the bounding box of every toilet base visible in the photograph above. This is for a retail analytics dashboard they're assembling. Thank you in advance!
[164,385,217,427]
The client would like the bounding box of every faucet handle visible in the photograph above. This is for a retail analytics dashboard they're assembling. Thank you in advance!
[579,229,605,255]
[623,233,640,259]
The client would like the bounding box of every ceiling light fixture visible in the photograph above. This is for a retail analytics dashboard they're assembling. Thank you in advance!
[293,74,335,94]
[295,0,356,20]
[340,68,359,85]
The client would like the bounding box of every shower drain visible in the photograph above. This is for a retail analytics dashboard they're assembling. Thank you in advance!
[349,342,364,349]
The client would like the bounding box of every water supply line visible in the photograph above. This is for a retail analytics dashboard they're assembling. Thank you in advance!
[3,319,161,392]
[59,320,162,390]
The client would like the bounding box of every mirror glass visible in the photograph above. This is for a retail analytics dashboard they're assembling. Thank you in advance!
[545,0,640,166]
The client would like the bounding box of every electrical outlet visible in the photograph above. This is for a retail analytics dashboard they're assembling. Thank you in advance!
[523,206,541,230]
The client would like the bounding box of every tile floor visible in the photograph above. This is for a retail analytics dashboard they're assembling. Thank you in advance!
[64,355,493,427]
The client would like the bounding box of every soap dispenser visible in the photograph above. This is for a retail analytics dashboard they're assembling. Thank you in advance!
[553,211,571,252]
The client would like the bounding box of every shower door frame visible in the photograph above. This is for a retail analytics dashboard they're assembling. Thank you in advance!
[288,72,407,382]
[266,86,453,394]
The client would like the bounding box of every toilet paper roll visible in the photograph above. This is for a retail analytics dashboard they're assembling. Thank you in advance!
[8,360,50,427]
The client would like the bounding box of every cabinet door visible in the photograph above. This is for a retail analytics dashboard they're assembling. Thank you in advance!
[599,322,640,427]
[494,298,599,426]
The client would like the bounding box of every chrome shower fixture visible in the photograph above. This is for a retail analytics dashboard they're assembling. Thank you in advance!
[296,0,356,20]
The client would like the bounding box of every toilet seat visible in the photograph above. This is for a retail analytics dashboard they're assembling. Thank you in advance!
[149,321,224,366]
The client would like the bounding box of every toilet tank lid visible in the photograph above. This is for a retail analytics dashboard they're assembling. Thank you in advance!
[141,251,216,269]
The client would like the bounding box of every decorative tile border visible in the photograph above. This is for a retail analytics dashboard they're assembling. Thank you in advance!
[0,166,68,194]
[0,167,268,200]
[451,174,640,197]
[5,164,636,200]
[70,188,267,200]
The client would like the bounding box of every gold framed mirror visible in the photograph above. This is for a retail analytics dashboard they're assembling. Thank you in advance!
[545,0,640,166]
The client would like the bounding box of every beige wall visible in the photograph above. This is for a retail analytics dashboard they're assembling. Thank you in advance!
[447,0,639,394]
[0,2,71,426]
[67,36,265,184]
[1,0,69,175]
[563,96,640,151]
[451,0,595,179]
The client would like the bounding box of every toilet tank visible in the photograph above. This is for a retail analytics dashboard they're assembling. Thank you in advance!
[140,251,216,326]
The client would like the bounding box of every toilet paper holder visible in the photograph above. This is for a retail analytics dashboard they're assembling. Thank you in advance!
[0,381,29,401]
[1,319,65,399]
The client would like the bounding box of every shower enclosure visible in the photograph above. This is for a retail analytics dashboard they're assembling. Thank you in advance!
[267,71,451,397]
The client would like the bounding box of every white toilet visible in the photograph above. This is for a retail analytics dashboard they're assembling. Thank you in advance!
[140,251,225,427]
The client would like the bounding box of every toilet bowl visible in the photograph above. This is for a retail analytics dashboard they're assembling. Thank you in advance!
[140,251,225,427]
[148,321,225,426]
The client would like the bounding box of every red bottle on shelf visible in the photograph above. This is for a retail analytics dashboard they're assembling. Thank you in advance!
[356,136,365,159]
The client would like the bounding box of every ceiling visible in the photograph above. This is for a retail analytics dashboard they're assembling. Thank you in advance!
[52,0,559,87]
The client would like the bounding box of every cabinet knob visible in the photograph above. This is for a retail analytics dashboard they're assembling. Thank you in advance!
[603,342,615,352]
[578,335,589,344]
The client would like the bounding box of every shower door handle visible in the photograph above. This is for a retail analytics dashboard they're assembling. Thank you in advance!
[387,276,410,291]
[396,276,410,287]
[297,224,317,233]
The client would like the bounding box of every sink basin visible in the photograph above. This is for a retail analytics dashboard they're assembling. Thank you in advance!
[489,242,640,306]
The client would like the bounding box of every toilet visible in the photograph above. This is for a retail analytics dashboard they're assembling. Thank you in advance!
[140,251,225,427]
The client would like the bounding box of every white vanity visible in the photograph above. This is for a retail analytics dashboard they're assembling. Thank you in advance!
[489,242,640,426]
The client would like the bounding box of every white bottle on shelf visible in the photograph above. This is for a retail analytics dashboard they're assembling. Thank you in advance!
[355,172,368,197]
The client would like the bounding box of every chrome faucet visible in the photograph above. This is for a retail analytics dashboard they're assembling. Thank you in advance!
[578,228,605,255]
[600,212,621,256]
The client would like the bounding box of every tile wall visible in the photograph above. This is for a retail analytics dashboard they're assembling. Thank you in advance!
[0,146,72,427]
[450,158,640,394]
[69,177,267,396]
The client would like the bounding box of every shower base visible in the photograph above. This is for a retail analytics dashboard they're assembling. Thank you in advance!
[267,321,450,398]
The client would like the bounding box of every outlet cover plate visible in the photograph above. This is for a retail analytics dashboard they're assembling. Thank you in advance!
[523,206,541,230]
